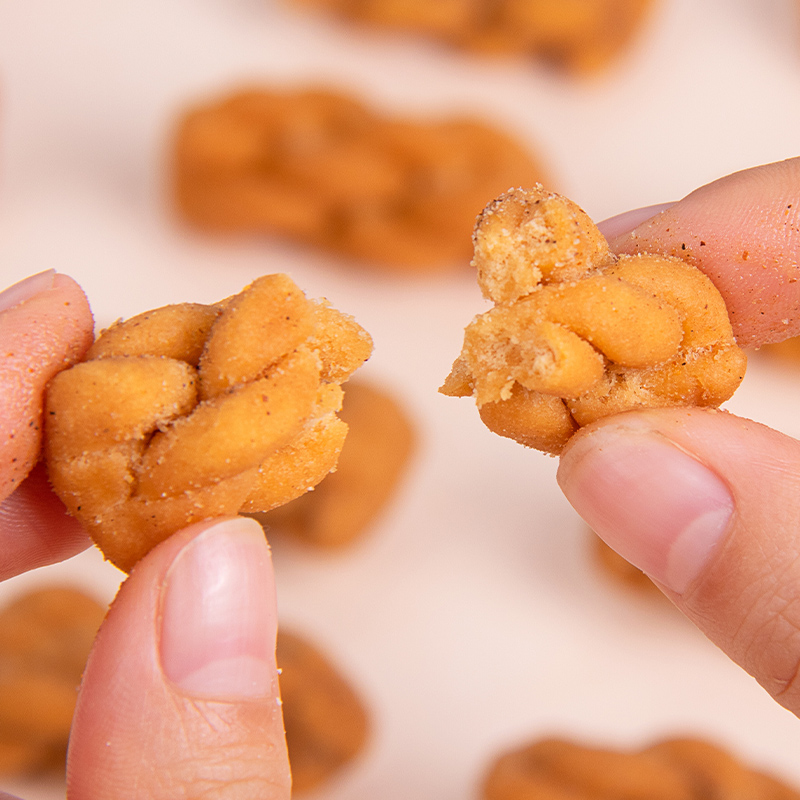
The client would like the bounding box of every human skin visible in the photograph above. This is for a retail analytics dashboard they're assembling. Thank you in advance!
[0,271,94,580]
[0,273,291,800]
[558,157,800,716]
[0,157,799,794]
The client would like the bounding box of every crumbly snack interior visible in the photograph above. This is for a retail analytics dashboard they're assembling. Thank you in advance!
[0,587,106,776]
[257,379,415,547]
[45,273,373,572]
[277,629,369,793]
[289,0,655,74]
[440,186,747,455]
[174,87,545,270]
[483,736,800,799]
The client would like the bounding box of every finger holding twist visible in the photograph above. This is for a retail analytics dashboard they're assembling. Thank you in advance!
[441,186,746,454]
[45,274,372,572]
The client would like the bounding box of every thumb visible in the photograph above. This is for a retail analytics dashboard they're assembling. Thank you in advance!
[66,516,291,800]
[557,408,800,716]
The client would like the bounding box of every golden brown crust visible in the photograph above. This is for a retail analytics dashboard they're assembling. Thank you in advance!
[85,303,222,364]
[482,736,800,799]
[441,186,747,455]
[173,87,546,271]
[277,629,369,793]
[256,379,415,547]
[289,0,655,74]
[0,587,106,776]
[45,274,372,572]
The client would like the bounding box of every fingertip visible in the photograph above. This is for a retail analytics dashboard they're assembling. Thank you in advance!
[607,159,800,348]
[559,407,800,715]
[0,463,92,581]
[68,516,291,800]
[597,202,675,241]
[557,415,734,595]
[159,517,278,700]
[0,271,57,314]
[0,272,94,505]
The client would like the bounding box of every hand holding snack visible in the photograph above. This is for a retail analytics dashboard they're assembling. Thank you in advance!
[556,159,800,717]
[45,274,372,572]
[441,186,746,454]
[0,273,299,799]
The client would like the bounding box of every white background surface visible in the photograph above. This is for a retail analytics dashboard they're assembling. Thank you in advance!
[2,1,800,797]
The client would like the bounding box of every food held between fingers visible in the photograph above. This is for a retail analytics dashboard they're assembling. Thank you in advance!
[45,273,373,572]
[441,186,747,455]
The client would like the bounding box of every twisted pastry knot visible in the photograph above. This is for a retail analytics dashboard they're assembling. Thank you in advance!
[0,588,105,775]
[277,630,369,793]
[45,274,373,572]
[484,737,800,799]
[440,187,747,455]
[290,0,654,74]
[174,87,544,270]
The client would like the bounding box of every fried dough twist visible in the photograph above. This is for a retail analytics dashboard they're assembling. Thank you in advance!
[440,187,747,454]
[483,737,800,799]
[0,588,106,776]
[289,0,655,74]
[45,274,372,572]
[277,630,369,792]
[174,87,545,270]
[259,380,416,547]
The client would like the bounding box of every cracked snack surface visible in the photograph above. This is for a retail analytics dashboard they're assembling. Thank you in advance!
[44,274,372,572]
[440,187,747,455]
[174,87,546,271]
[483,736,800,799]
[289,0,655,74]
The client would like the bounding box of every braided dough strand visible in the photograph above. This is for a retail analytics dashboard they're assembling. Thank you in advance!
[45,274,372,572]
[174,87,546,270]
[483,736,799,799]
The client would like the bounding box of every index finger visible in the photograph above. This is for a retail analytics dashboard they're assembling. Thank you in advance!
[0,271,94,502]
[0,271,94,578]
[605,158,800,349]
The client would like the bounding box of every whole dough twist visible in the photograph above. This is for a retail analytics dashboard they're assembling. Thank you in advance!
[291,0,655,74]
[440,187,747,454]
[45,274,372,572]
[174,87,545,270]
[0,588,106,776]
[484,737,800,799]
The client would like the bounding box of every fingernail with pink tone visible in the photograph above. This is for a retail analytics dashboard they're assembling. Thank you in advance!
[557,423,734,594]
[160,517,278,699]
[0,270,56,314]
[597,202,676,241]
